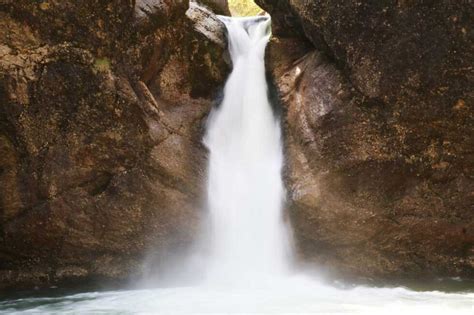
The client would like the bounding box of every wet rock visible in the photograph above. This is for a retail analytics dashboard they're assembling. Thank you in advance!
[259,0,473,281]
[187,1,227,48]
[0,1,229,290]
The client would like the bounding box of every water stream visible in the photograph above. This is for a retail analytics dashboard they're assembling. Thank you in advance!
[1,16,472,315]
[203,16,290,286]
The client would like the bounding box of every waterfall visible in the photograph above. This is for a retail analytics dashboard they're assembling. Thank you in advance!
[5,15,473,315]
[203,16,291,284]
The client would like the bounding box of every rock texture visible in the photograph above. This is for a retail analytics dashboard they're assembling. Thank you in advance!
[0,0,229,290]
[198,0,230,15]
[257,0,473,281]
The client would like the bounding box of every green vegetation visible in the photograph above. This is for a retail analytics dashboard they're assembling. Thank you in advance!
[93,58,110,73]
[228,0,263,16]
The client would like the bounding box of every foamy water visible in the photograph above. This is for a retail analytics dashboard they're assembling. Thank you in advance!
[203,16,290,285]
[2,278,472,314]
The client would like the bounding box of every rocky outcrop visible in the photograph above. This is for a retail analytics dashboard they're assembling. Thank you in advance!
[197,0,230,15]
[257,0,473,281]
[0,0,228,290]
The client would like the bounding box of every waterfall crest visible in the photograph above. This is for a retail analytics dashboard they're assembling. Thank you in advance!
[203,16,291,285]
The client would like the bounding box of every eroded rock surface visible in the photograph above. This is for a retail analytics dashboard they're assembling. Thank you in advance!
[257,0,473,281]
[0,0,229,290]
[197,0,230,15]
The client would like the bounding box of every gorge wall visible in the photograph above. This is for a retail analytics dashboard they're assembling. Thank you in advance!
[0,0,229,290]
[257,0,473,281]
[0,0,472,292]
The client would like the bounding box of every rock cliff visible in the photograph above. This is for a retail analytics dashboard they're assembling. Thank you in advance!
[0,0,229,290]
[1,0,472,291]
[257,0,473,281]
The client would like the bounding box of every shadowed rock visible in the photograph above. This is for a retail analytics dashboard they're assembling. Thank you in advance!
[0,0,229,290]
[258,0,473,282]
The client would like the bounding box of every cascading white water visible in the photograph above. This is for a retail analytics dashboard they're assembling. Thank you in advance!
[203,16,291,285]
[3,16,473,315]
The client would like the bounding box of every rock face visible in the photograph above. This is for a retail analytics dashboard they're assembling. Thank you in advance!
[197,0,230,15]
[257,0,473,281]
[0,0,229,290]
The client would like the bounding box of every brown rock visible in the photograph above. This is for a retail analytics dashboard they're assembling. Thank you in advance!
[259,0,474,281]
[195,0,230,16]
[0,1,229,290]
